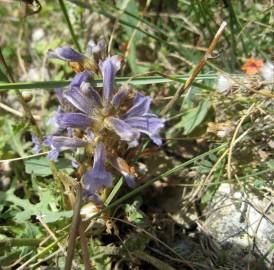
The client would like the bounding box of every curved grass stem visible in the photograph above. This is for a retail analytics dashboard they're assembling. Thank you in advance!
[58,0,82,52]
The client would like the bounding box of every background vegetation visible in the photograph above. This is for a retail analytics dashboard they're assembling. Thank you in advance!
[0,1,273,269]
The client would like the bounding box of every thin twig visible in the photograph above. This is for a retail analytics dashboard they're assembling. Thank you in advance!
[2,251,33,270]
[0,151,48,163]
[0,101,40,120]
[37,216,66,252]
[227,104,255,180]
[160,21,227,116]
[0,101,25,117]
[17,235,67,270]
[252,201,272,251]
[36,216,79,269]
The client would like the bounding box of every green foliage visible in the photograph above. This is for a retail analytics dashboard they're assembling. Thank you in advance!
[1,181,72,224]
[0,1,273,269]
[25,157,74,177]
[124,198,145,225]
[168,98,212,138]
[116,0,148,74]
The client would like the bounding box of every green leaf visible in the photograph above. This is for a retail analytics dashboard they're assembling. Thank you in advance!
[176,99,211,135]
[3,120,29,157]
[25,157,74,177]
[0,74,218,91]
[25,157,52,177]
[124,199,145,225]
[4,187,72,223]
[267,159,274,169]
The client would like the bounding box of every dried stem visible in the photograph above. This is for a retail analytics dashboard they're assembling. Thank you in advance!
[160,21,227,116]
[227,104,255,180]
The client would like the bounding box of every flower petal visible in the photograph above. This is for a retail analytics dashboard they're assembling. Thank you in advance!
[125,116,164,146]
[83,142,112,195]
[72,160,79,168]
[47,149,59,161]
[87,38,106,55]
[32,134,41,153]
[56,112,92,130]
[99,56,122,104]
[48,46,85,62]
[80,82,102,107]
[122,92,151,118]
[55,88,64,103]
[108,156,136,188]
[69,71,91,89]
[109,117,140,146]
[64,89,93,114]
[44,135,88,151]
[111,84,129,109]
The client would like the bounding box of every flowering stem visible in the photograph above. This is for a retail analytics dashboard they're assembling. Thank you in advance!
[58,0,82,52]
[64,184,82,270]
[79,223,92,270]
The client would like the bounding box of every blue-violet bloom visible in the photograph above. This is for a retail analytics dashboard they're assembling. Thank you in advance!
[42,50,164,200]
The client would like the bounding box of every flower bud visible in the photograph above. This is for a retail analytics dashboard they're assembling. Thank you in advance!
[22,91,33,103]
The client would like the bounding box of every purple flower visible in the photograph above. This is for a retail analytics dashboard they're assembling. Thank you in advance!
[58,56,164,147]
[48,46,86,62]
[87,38,106,56]
[44,50,164,198]
[83,142,112,200]
[112,92,165,146]
[47,39,106,74]
[32,134,41,154]
[99,56,122,105]
[108,156,136,188]
[43,135,88,161]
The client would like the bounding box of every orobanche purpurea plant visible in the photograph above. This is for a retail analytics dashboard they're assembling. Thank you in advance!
[33,39,164,204]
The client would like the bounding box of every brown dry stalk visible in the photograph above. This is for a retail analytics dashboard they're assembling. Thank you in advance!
[227,104,255,180]
[160,21,227,116]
